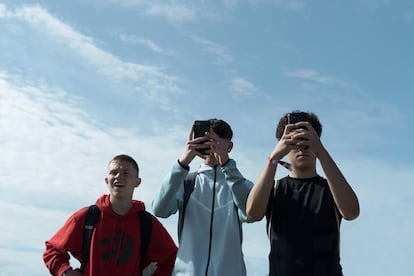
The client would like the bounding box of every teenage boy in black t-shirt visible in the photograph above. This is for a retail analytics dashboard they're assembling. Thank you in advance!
[246,111,360,276]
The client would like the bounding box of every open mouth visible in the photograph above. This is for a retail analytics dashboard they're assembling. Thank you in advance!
[114,183,125,189]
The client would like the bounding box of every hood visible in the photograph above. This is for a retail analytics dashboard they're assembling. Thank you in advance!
[95,194,146,216]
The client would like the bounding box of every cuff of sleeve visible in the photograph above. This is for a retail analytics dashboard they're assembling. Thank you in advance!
[177,159,190,170]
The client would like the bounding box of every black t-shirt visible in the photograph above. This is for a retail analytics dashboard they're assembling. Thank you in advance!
[266,175,342,276]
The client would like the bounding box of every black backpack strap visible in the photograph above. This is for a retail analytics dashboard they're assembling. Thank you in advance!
[178,171,197,242]
[79,205,153,274]
[139,210,153,273]
[80,204,101,272]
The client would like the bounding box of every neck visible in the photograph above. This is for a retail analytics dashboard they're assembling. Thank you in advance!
[289,168,317,179]
[110,197,133,215]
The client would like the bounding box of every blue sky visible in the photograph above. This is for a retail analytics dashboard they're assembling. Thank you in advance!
[0,0,413,275]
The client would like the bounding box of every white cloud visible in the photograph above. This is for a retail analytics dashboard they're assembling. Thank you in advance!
[230,77,257,96]
[143,2,197,22]
[113,0,198,23]
[247,0,308,12]
[191,35,234,66]
[0,4,184,108]
[120,34,164,52]
[0,71,186,207]
[283,68,345,85]
[103,0,307,23]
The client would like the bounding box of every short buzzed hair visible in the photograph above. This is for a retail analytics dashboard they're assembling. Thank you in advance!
[109,154,139,176]
[209,119,233,140]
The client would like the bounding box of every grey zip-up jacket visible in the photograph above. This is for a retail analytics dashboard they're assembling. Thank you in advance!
[151,159,253,276]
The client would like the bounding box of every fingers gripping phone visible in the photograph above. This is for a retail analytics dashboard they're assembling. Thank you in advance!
[287,112,310,147]
[193,120,210,155]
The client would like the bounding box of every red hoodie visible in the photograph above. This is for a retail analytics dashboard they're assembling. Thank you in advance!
[43,195,177,276]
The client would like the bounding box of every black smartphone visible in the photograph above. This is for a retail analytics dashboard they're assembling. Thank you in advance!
[287,112,309,124]
[193,120,210,155]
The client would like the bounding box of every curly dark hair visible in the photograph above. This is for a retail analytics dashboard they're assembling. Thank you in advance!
[209,119,233,140]
[275,110,322,140]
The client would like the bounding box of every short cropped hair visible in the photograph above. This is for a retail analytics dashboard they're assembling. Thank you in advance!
[209,119,233,140]
[275,110,322,140]
[109,154,139,176]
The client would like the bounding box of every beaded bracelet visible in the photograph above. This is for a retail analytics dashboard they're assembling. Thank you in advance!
[268,158,292,171]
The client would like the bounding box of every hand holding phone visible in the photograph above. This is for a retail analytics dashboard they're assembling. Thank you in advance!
[287,113,310,147]
[193,120,210,155]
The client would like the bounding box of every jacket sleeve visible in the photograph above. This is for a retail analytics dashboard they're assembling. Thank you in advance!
[151,161,189,218]
[43,209,86,276]
[221,159,254,222]
[145,216,178,275]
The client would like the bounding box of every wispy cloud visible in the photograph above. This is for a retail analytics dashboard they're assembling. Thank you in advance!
[246,0,308,12]
[107,0,307,23]
[0,4,184,108]
[120,34,163,52]
[119,34,175,56]
[283,68,346,86]
[114,0,198,23]
[0,71,186,205]
[230,77,258,96]
[143,2,197,22]
[191,35,234,66]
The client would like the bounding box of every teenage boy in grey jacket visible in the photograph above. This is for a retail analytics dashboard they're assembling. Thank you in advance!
[152,119,253,276]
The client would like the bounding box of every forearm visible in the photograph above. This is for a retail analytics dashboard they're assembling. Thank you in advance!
[222,160,253,219]
[151,161,188,218]
[43,246,72,276]
[246,159,277,221]
[43,214,84,276]
[317,147,360,220]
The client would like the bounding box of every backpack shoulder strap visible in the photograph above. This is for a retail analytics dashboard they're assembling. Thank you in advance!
[80,205,153,274]
[80,204,101,272]
[178,171,197,241]
[139,210,153,272]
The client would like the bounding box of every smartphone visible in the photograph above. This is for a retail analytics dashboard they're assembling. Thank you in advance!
[193,120,210,155]
[287,112,309,124]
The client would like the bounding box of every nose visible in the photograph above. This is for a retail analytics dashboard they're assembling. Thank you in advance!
[114,171,122,178]
[297,145,309,151]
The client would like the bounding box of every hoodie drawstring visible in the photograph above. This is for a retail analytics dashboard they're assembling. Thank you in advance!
[204,166,217,276]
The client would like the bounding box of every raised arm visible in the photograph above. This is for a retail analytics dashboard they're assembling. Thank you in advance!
[246,158,278,221]
[295,121,360,220]
[151,161,189,218]
[316,147,360,220]
[246,127,293,221]
[221,159,253,221]
[151,125,206,217]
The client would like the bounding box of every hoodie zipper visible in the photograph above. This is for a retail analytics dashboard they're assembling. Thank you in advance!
[204,166,217,276]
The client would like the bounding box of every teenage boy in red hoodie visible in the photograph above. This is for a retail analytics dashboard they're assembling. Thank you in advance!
[43,154,177,276]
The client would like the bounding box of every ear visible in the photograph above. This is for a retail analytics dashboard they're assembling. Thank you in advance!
[135,177,142,188]
[227,141,234,153]
[104,177,109,185]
